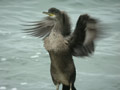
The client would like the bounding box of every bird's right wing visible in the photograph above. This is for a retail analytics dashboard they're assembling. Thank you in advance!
[69,14,98,57]
[24,17,55,38]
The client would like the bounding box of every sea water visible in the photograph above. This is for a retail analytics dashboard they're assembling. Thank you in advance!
[0,0,120,90]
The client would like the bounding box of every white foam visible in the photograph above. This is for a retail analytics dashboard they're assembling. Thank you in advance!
[11,88,17,90]
[21,36,27,39]
[30,55,39,58]
[20,82,28,85]
[0,86,6,90]
[36,52,41,55]
[80,72,120,78]
[1,58,7,61]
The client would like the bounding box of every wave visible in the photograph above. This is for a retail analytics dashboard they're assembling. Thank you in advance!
[79,72,120,78]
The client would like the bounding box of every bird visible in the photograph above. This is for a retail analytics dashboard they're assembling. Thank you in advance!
[24,7,98,90]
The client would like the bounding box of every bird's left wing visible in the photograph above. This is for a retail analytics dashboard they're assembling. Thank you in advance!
[24,17,55,38]
[69,14,98,57]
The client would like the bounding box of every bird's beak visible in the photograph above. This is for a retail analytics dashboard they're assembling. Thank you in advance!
[43,12,55,16]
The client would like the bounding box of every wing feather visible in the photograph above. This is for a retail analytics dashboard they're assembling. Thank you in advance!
[69,14,98,57]
[23,17,55,38]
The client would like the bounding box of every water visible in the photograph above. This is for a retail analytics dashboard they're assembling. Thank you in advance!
[0,0,120,90]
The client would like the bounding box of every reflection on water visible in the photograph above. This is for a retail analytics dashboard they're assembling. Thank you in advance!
[0,0,120,90]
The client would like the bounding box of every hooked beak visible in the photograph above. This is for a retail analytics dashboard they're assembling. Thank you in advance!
[43,12,55,16]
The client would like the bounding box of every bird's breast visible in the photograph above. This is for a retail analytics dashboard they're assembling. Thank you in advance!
[44,31,69,53]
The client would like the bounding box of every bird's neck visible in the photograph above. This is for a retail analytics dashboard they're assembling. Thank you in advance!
[52,19,64,34]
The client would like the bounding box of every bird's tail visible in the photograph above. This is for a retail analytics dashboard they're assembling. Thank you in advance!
[62,84,76,90]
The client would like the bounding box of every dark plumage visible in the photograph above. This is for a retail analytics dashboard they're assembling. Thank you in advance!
[24,8,98,90]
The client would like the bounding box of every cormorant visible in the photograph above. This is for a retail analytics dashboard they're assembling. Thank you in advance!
[24,7,98,90]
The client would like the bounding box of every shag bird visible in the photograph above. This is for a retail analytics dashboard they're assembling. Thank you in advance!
[24,8,98,90]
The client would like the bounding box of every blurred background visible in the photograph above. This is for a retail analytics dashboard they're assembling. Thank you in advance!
[0,0,120,90]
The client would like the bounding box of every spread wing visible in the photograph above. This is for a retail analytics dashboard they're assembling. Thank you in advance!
[23,17,55,38]
[69,14,98,57]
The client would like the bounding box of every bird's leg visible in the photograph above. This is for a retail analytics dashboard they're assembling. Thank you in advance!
[56,83,60,90]
[70,83,72,90]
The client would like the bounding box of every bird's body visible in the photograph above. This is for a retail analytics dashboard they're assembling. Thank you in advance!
[44,31,69,53]
[44,15,76,89]
[49,50,75,86]
[24,7,99,90]
[44,31,76,85]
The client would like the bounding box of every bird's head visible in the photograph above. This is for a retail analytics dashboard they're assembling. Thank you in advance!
[43,8,62,20]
